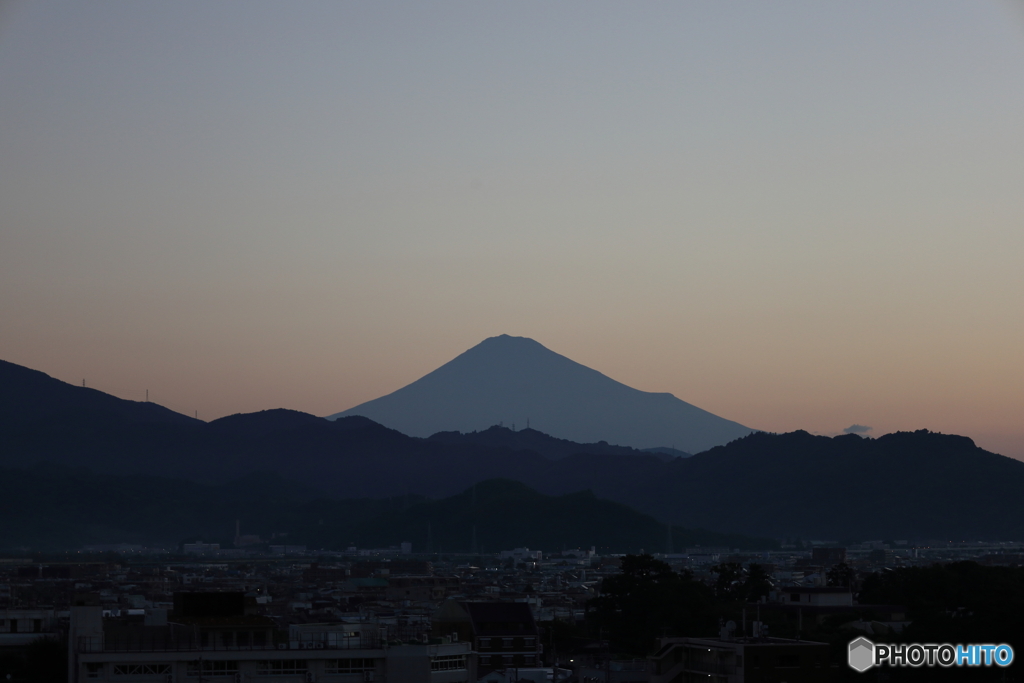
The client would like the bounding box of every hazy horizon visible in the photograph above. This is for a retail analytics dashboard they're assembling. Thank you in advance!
[2,2,1023,459]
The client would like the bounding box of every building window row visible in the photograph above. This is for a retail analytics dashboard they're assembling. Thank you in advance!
[430,655,466,672]
[113,664,172,677]
[226,631,267,647]
[256,660,307,676]
[479,637,535,650]
[325,659,375,674]
[0,619,44,633]
[187,661,239,677]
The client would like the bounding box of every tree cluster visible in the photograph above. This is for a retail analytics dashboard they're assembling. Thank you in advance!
[586,554,717,655]
[709,561,772,602]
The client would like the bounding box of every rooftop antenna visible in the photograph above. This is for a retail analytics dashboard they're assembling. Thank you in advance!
[146,389,149,402]
[82,379,85,387]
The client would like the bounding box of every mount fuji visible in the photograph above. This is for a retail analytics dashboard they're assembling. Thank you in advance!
[328,335,753,453]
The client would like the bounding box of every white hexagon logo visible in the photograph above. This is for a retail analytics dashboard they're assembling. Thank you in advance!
[848,637,875,672]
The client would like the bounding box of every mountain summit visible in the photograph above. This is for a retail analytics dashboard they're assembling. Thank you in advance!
[328,335,752,453]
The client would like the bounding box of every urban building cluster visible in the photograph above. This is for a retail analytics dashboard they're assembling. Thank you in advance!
[1,540,1021,682]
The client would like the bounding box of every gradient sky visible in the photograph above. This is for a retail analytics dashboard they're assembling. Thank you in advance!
[2,1,1023,457]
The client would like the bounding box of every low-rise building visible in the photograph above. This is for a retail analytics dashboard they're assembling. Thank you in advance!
[648,635,831,683]
[433,601,541,676]
[69,593,476,683]
[0,608,59,650]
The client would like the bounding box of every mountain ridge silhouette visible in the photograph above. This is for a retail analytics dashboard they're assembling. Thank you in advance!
[5,356,1024,541]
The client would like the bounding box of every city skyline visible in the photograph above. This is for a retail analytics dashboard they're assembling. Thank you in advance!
[2,2,1023,458]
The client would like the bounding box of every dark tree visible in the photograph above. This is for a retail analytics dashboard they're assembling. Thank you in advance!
[743,563,772,602]
[853,562,1024,681]
[826,562,854,588]
[588,554,716,655]
[710,562,744,600]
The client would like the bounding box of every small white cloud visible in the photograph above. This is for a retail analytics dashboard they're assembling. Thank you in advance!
[843,424,872,435]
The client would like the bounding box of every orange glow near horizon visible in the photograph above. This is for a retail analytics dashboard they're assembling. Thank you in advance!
[2,2,1023,459]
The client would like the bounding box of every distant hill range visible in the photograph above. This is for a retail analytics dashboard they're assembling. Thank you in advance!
[328,335,751,453]
[0,471,769,553]
[3,357,1024,542]
[0,359,197,431]
[427,425,690,460]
